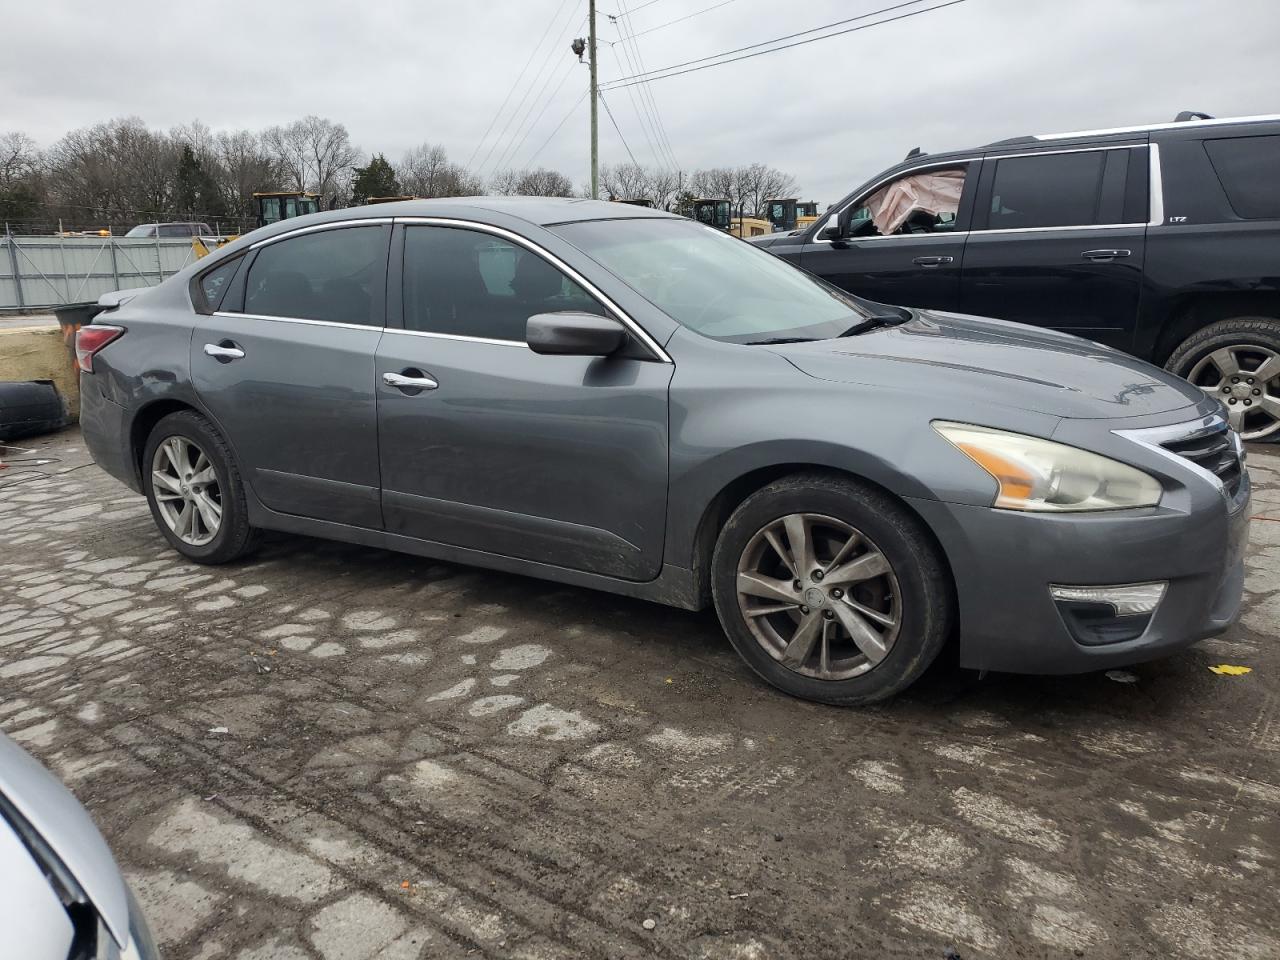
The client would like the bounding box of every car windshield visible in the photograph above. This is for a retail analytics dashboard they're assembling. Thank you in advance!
[553,218,873,343]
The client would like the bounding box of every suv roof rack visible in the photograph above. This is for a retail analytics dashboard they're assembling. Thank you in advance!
[983,135,1038,148]
[1174,110,1214,122]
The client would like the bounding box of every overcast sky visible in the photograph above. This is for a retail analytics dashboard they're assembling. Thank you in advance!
[4,0,1278,204]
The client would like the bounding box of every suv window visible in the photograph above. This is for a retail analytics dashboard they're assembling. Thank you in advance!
[846,166,967,238]
[158,224,190,238]
[1204,135,1280,220]
[986,151,1105,229]
[198,256,241,311]
[242,226,386,325]
[403,226,605,341]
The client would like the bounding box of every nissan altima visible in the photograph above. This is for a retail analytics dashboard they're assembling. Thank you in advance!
[78,198,1249,704]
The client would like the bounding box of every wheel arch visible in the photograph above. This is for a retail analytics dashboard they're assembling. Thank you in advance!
[681,460,957,612]
[1155,292,1280,366]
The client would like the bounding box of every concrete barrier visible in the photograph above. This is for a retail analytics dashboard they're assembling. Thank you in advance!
[0,324,80,419]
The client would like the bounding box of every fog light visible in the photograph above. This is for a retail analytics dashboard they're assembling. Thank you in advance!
[1049,582,1167,615]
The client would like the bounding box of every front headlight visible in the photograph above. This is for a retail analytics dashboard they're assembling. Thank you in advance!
[933,421,1162,512]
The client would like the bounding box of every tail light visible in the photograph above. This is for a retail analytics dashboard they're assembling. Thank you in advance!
[75,324,124,373]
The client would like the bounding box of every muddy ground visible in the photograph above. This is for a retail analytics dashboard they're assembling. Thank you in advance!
[1,427,1277,959]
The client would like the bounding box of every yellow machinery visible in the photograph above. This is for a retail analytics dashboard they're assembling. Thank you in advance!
[366,195,419,204]
[194,191,321,259]
[730,217,770,239]
[796,201,820,229]
[692,198,731,230]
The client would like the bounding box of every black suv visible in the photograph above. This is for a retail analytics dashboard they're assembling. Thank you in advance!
[751,113,1280,439]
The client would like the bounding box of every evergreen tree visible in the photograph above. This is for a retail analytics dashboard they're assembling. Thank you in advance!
[351,154,401,204]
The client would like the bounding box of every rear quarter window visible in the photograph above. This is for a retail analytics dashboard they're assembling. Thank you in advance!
[197,256,242,312]
[1203,135,1280,219]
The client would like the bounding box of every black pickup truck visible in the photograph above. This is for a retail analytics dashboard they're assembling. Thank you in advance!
[751,113,1280,439]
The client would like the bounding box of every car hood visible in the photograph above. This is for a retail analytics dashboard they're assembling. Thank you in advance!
[774,308,1206,420]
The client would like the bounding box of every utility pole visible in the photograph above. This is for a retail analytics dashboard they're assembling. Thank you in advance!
[589,0,599,199]
[572,5,600,200]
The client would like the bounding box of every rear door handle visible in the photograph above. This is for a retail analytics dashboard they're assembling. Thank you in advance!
[383,370,439,391]
[912,255,954,266]
[1081,249,1131,261]
[203,342,245,361]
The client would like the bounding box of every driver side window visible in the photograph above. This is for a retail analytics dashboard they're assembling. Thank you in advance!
[845,165,969,238]
[402,226,606,341]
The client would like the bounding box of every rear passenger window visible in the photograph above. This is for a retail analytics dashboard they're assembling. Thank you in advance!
[987,151,1105,229]
[243,226,387,325]
[1204,135,1280,219]
[198,256,241,311]
[403,226,606,341]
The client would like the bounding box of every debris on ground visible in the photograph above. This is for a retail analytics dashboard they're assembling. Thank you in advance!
[1106,669,1138,683]
[207,726,229,734]
[1209,664,1252,676]
[642,919,656,931]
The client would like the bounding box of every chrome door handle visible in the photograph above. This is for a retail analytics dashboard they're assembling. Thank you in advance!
[383,371,439,390]
[1081,249,1131,260]
[203,343,245,360]
[912,255,954,266]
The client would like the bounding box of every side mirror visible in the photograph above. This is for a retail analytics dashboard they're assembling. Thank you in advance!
[527,312,627,357]
[818,214,843,241]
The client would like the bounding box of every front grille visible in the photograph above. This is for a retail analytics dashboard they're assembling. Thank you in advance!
[1162,421,1243,496]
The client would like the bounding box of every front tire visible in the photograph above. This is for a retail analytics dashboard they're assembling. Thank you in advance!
[142,410,259,564]
[711,473,953,706]
[1165,316,1280,441]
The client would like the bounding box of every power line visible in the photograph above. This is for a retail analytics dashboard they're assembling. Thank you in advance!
[466,0,577,170]
[602,0,962,90]
[509,57,582,170]
[526,91,590,167]
[626,0,741,39]
[477,1,585,175]
[614,0,680,169]
[598,91,639,166]
[607,37,669,169]
[491,14,588,173]
[612,0,667,14]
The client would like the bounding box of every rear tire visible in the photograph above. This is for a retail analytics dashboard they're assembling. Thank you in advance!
[142,410,259,564]
[1165,316,1280,441]
[711,472,953,705]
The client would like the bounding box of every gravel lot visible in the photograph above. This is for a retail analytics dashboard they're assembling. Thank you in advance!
[1,427,1277,960]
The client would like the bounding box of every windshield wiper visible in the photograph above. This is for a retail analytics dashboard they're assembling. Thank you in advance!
[837,314,911,337]
[745,336,815,345]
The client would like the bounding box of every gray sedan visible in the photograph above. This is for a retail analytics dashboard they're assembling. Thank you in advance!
[78,198,1249,704]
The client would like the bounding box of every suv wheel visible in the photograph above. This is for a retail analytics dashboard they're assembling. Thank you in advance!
[711,473,953,705]
[1166,317,1280,441]
[142,410,259,564]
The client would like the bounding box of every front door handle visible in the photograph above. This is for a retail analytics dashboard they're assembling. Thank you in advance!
[203,342,245,361]
[1081,249,1131,261]
[383,370,439,392]
[912,255,954,266]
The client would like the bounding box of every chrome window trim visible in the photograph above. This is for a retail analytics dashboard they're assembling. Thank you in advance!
[1033,113,1280,140]
[212,310,378,333]
[381,327,524,348]
[1113,413,1238,497]
[809,145,1150,245]
[1148,142,1165,227]
[395,216,672,364]
[248,217,394,249]
[807,157,980,245]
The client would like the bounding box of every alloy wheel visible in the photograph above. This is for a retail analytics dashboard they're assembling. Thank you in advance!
[1187,345,1280,440]
[735,512,901,680]
[151,436,222,546]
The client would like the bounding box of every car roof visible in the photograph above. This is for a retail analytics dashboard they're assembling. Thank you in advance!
[269,196,681,232]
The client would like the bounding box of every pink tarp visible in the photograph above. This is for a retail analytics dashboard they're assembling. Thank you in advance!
[866,169,965,235]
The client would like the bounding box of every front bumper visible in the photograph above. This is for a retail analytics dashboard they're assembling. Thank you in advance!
[907,456,1250,675]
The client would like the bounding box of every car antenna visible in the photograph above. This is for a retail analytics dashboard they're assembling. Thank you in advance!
[905,147,926,160]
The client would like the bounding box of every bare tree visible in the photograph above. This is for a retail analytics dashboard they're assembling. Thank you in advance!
[216,130,281,222]
[398,143,481,197]
[487,168,522,195]
[735,163,798,219]
[46,117,178,219]
[0,131,39,189]
[690,167,739,211]
[514,168,574,197]
[600,162,651,202]
[262,116,359,208]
